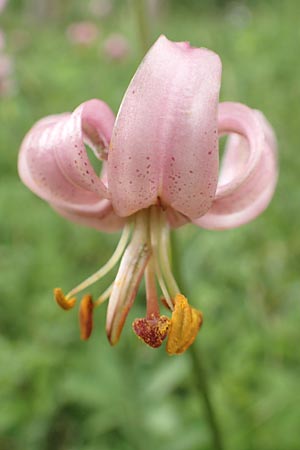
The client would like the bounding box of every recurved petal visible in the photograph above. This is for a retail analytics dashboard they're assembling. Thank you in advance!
[52,199,124,232]
[194,102,277,230]
[18,99,115,213]
[108,35,222,218]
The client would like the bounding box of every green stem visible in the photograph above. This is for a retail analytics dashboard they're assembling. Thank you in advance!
[117,347,148,450]
[132,0,151,54]
[190,345,225,450]
[171,231,225,450]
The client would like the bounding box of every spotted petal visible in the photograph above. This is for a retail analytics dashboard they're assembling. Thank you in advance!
[108,35,222,219]
[52,200,124,232]
[194,102,277,229]
[18,99,118,228]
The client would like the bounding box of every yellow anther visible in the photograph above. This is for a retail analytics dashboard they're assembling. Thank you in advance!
[79,294,94,340]
[166,294,203,355]
[54,288,76,310]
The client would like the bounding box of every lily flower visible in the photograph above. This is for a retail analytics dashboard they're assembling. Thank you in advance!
[18,36,277,354]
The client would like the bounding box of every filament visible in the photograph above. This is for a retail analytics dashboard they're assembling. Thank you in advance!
[145,257,160,318]
[150,207,173,310]
[94,283,114,307]
[66,223,131,299]
[158,216,180,297]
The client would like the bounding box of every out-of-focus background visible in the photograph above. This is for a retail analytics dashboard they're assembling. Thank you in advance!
[0,1,299,449]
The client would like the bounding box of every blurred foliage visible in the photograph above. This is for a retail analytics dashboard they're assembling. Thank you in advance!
[1,0,300,449]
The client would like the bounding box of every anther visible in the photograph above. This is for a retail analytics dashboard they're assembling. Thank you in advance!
[132,314,171,348]
[79,294,94,340]
[54,288,76,310]
[166,294,203,355]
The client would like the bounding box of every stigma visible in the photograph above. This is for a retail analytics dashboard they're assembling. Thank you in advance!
[53,206,203,354]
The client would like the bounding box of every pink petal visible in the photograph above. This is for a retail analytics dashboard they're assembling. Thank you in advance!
[194,102,277,230]
[52,200,124,232]
[166,207,189,228]
[108,35,222,218]
[18,99,115,215]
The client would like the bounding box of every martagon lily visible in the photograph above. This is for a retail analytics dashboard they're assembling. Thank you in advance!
[18,35,277,354]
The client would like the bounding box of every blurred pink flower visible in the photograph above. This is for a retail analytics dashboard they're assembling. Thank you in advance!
[103,33,130,61]
[66,21,99,46]
[225,2,252,28]
[0,53,13,77]
[0,0,7,13]
[0,29,5,50]
[88,0,113,18]
[11,29,31,51]
[18,36,277,353]
[0,53,15,96]
[0,76,15,96]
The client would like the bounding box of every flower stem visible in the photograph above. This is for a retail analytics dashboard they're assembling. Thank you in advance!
[171,231,225,450]
[117,347,149,450]
[132,0,151,54]
[189,344,225,450]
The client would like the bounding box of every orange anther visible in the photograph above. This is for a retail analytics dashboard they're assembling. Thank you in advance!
[54,288,76,310]
[79,294,94,340]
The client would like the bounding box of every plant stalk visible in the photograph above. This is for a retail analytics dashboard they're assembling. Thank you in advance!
[190,344,225,450]
[171,231,225,450]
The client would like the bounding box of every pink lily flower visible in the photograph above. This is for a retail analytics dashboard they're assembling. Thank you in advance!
[18,36,277,354]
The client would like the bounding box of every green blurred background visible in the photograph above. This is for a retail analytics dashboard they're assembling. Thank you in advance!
[0,1,299,449]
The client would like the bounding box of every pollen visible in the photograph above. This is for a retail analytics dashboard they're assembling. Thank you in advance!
[132,315,171,348]
[54,288,76,310]
[166,294,203,355]
[79,294,94,340]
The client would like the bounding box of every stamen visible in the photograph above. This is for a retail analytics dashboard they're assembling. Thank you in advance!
[133,315,171,348]
[159,218,180,297]
[94,283,114,307]
[150,207,173,309]
[161,297,172,311]
[132,254,171,349]
[166,294,203,355]
[79,294,94,340]
[145,257,160,318]
[66,223,131,298]
[54,288,76,310]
